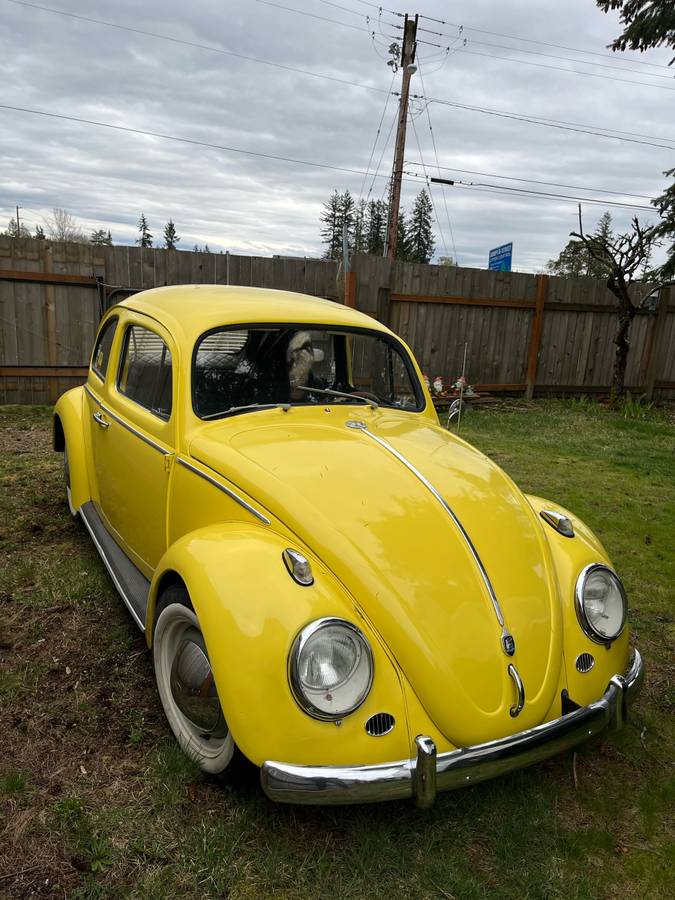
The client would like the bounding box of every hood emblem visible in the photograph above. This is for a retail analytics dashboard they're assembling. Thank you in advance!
[346,420,368,430]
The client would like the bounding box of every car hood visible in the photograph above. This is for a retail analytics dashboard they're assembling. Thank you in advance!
[189,409,563,746]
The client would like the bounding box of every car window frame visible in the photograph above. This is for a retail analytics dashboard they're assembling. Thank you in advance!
[90,315,119,382]
[116,322,174,422]
[191,322,426,421]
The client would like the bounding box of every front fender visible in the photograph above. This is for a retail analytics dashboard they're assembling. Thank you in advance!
[53,386,90,513]
[148,524,413,767]
[526,494,631,706]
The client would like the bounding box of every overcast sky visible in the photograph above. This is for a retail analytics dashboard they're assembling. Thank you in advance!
[1,0,673,271]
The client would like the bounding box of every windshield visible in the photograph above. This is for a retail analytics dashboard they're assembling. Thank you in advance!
[193,325,424,419]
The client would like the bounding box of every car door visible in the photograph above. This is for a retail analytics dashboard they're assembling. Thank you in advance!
[87,313,175,575]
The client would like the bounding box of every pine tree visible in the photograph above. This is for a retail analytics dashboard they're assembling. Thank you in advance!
[353,199,367,255]
[338,190,356,256]
[163,220,180,249]
[204,243,211,254]
[407,190,435,263]
[137,214,153,248]
[91,229,112,245]
[396,210,412,262]
[652,167,674,279]
[320,190,342,260]
[34,225,46,240]
[320,190,357,260]
[366,200,388,255]
[5,217,31,238]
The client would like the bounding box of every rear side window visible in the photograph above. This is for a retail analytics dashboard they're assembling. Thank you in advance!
[117,325,172,420]
[91,317,118,380]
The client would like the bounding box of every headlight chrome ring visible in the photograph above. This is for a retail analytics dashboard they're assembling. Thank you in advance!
[289,617,374,721]
[575,563,627,644]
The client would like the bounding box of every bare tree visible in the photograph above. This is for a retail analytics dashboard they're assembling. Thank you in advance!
[44,208,86,242]
[571,208,660,397]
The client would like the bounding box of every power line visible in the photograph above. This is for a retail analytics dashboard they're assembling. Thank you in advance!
[358,70,397,203]
[365,105,399,203]
[254,0,397,37]
[408,110,452,263]
[9,0,673,150]
[417,12,672,70]
[5,0,394,97]
[415,26,673,78]
[416,95,675,150]
[0,103,395,181]
[416,59,458,263]
[414,40,675,90]
[318,0,401,30]
[403,170,656,210]
[404,162,656,201]
[461,37,673,79]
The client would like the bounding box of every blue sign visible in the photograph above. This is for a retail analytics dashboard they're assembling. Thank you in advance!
[489,242,513,272]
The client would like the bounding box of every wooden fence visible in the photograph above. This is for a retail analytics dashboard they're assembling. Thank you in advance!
[1,236,673,404]
[351,255,675,399]
[0,237,340,404]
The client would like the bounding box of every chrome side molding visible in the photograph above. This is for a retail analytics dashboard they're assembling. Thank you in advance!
[177,458,270,525]
[84,384,171,456]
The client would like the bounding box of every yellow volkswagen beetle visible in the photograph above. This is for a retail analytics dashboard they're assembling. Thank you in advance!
[53,285,643,806]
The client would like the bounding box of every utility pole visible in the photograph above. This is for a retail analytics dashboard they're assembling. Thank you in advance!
[385,14,418,261]
[15,205,21,235]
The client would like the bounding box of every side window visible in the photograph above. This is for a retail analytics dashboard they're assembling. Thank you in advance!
[91,317,118,380]
[117,325,172,420]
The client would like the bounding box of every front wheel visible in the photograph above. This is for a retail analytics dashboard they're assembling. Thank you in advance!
[153,586,236,776]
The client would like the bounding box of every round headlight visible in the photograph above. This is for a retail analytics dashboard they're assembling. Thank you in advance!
[575,564,627,643]
[289,618,374,720]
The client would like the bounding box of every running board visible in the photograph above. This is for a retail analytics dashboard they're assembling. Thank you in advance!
[80,501,150,632]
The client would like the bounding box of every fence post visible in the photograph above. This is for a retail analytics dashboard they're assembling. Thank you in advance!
[42,243,58,404]
[344,270,356,308]
[525,274,548,400]
[643,286,670,401]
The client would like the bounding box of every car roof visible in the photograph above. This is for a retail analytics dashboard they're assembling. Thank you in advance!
[116,285,392,345]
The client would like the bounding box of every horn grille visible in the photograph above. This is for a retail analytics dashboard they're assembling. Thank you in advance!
[365,713,395,737]
[576,652,595,673]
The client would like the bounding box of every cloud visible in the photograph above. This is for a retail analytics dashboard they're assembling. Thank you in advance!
[0,0,671,269]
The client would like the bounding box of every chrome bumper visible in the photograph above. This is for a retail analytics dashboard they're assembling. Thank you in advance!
[261,649,644,807]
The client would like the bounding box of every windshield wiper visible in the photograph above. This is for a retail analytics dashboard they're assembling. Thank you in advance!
[202,403,288,420]
[295,385,379,408]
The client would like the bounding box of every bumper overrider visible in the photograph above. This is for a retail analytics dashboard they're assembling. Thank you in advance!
[261,649,644,807]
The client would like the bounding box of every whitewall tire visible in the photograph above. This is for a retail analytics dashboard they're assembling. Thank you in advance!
[153,592,235,776]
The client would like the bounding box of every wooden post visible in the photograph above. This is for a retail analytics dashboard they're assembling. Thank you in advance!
[42,244,58,404]
[643,286,670,401]
[344,270,356,308]
[525,273,548,400]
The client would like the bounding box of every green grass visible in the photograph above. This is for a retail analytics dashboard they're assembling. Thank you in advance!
[0,401,673,898]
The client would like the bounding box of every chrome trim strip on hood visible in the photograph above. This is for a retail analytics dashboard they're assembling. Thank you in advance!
[346,421,509,634]
[177,457,271,525]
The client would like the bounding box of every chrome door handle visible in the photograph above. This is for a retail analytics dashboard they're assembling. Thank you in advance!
[507,664,525,718]
[92,411,110,429]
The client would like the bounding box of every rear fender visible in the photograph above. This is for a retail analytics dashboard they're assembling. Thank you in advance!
[147,523,411,767]
[53,386,90,513]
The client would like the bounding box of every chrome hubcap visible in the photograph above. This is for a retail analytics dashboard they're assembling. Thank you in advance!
[169,631,228,737]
